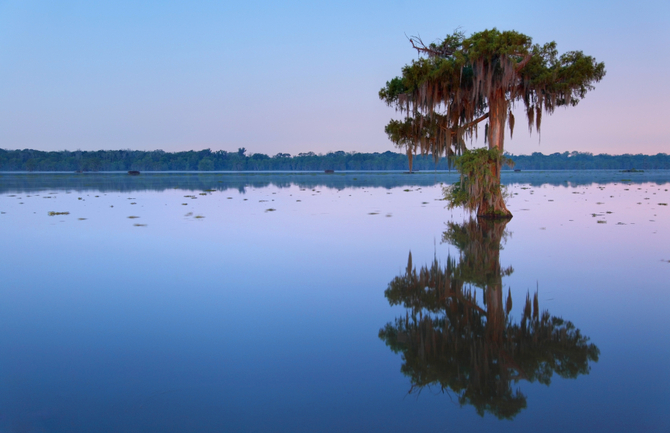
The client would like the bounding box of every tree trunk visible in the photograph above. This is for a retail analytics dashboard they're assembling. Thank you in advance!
[407,148,414,173]
[479,93,512,219]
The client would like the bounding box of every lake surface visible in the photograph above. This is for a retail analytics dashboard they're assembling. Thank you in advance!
[1,171,669,432]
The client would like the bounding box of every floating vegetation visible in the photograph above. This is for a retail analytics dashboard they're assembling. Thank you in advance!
[422,202,429,204]
[194,215,205,219]
[48,211,69,216]
[296,200,301,202]
[133,223,147,227]
[386,213,392,217]
[78,218,87,220]
[185,212,193,216]
[199,193,207,196]
[368,212,379,215]
[130,202,137,205]
[597,220,607,224]
[659,203,668,206]
[78,197,82,200]
[127,216,140,219]
[265,208,276,212]
[259,200,268,202]
[617,222,626,225]
[204,189,215,192]
[403,189,411,192]
[606,211,613,214]
[227,197,232,199]
[596,202,604,204]
[182,203,187,205]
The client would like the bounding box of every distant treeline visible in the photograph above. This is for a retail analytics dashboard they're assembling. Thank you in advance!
[509,151,670,170]
[1,148,669,171]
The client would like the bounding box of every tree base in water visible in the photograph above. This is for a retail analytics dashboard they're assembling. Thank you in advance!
[477,210,513,220]
[476,195,513,220]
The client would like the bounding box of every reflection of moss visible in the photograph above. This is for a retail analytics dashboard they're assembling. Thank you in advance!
[48,211,69,216]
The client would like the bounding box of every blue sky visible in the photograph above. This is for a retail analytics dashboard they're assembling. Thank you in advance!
[0,0,668,155]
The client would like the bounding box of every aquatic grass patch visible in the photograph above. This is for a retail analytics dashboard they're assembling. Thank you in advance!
[48,211,70,216]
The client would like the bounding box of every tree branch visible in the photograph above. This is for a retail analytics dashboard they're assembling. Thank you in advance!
[409,36,454,58]
[515,54,532,71]
[439,113,490,134]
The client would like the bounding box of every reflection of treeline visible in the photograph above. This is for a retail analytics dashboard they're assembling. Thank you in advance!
[2,170,668,194]
[0,172,458,194]
[2,148,669,171]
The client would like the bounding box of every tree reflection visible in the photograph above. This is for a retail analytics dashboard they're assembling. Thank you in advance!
[379,219,599,419]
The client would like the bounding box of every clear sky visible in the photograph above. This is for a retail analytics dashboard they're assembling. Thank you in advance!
[0,0,668,156]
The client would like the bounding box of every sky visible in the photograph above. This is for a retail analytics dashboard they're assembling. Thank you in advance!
[0,0,668,156]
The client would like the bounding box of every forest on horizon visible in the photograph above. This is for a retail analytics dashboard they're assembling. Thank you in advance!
[1,148,669,172]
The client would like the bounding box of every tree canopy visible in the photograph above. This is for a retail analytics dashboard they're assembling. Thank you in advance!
[380,28,605,158]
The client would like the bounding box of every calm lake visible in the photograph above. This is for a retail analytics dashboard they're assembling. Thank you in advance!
[1,171,669,432]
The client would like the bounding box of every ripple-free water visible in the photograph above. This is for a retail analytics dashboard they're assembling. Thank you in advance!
[1,171,669,432]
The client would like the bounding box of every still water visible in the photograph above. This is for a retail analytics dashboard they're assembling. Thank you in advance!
[1,171,669,432]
